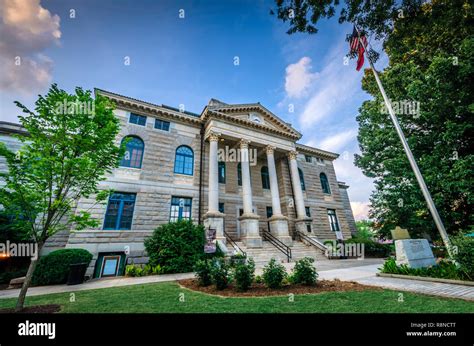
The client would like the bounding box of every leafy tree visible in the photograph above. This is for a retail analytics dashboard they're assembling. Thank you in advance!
[355,219,375,240]
[355,2,473,238]
[273,0,473,239]
[144,220,223,273]
[273,0,425,39]
[0,84,123,311]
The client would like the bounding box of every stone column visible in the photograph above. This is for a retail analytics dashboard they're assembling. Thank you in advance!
[203,132,226,247]
[266,146,292,246]
[238,139,262,248]
[208,132,219,213]
[288,151,313,234]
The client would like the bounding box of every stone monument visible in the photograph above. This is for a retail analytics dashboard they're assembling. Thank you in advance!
[392,226,436,269]
[391,226,410,240]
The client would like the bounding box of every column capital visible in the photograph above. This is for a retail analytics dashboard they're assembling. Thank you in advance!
[265,145,276,155]
[207,132,220,142]
[239,139,251,149]
[287,150,298,160]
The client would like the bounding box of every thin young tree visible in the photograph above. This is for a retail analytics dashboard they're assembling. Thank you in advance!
[0,84,123,311]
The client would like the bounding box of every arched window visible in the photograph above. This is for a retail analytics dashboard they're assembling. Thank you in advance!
[298,168,306,191]
[237,163,242,186]
[174,145,194,175]
[218,161,226,184]
[320,173,331,194]
[261,166,270,189]
[120,136,144,168]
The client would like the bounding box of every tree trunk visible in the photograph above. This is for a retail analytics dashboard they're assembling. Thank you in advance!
[15,242,43,312]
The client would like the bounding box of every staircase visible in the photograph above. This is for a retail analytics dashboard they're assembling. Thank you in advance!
[227,240,329,267]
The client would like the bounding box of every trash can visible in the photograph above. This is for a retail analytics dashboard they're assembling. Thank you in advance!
[67,263,88,285]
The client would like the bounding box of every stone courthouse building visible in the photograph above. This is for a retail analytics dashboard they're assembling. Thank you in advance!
[0,89,357,278]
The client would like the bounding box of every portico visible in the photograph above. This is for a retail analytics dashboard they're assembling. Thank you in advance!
[203,111,311,247]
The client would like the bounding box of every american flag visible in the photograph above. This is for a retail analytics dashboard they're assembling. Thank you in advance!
[349,26,368,71]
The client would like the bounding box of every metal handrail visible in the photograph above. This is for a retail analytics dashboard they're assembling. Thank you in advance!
[295,230,328,254]
[223,230,246,257]
[262,230,292,262]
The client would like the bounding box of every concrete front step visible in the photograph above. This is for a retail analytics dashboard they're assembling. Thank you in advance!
[230,240,329,266]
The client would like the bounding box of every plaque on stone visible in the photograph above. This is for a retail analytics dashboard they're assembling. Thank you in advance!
[391,226,410,240]
[395,239,436,268]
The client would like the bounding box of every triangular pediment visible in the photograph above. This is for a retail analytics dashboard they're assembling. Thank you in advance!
[207,102,301,139]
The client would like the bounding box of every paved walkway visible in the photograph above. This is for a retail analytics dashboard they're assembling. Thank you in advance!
[1,262,473,301]
[317,264,474,301]
[0,272,194,299]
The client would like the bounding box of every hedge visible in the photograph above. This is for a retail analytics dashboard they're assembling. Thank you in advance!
[32,248,93,286]
[144,220,222,274]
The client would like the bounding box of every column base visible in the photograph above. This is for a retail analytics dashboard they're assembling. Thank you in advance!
[268,215,292,246]
[238,214,262,248]
[203,211,226,244]
[295,217,313,235]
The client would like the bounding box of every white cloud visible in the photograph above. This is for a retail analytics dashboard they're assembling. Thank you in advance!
[0,0,61,93]
[298,60,361,127]
[284,57,318,98]
[318,129,357,152]
[350,201,371,221]
[283,38,366,128]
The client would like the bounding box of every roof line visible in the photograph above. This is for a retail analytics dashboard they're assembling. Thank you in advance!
[295,143,339,159]
[95,88,201,118]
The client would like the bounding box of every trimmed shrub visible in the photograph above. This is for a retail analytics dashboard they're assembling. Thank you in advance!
[451,234,474,281]
[262,258,286,289]
[32,249,92,286]
[0,268,28,285]
[229,253,247,267]
[254,275,263,284]
[380,257,467,281]
[291,257,318,286]
[125,264,163,277]
[210,258,231,290]
[194,259,213,286]
[233,258,255,291]
[144,220,222,274]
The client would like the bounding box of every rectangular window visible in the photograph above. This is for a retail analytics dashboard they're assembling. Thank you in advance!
[327,209,340,232]
[305,207,311,217]
[218,162,226,184]
[170,197,192,222]
[266,206,273,218]
[218,202,225,213]
[94,252,126,278]
[101,256,120,277]
[129,113,147,126]
[305,155,312,163]
[103,193,136,230]
[154,118,170,131]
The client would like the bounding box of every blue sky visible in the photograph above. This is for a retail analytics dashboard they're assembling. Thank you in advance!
[0,0,388,219]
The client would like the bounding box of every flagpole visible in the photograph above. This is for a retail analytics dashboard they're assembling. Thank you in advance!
[355,27,454,258]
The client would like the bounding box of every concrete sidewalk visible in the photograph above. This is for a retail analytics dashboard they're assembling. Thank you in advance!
[317,264,474,301]
[0,272,195,299]
[1,262,473,301]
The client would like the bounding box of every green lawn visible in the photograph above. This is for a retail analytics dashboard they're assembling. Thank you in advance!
[0,282,473,313]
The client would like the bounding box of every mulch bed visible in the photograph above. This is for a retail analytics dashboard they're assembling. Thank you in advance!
[178,279,380,297]
[0,304,61,314]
